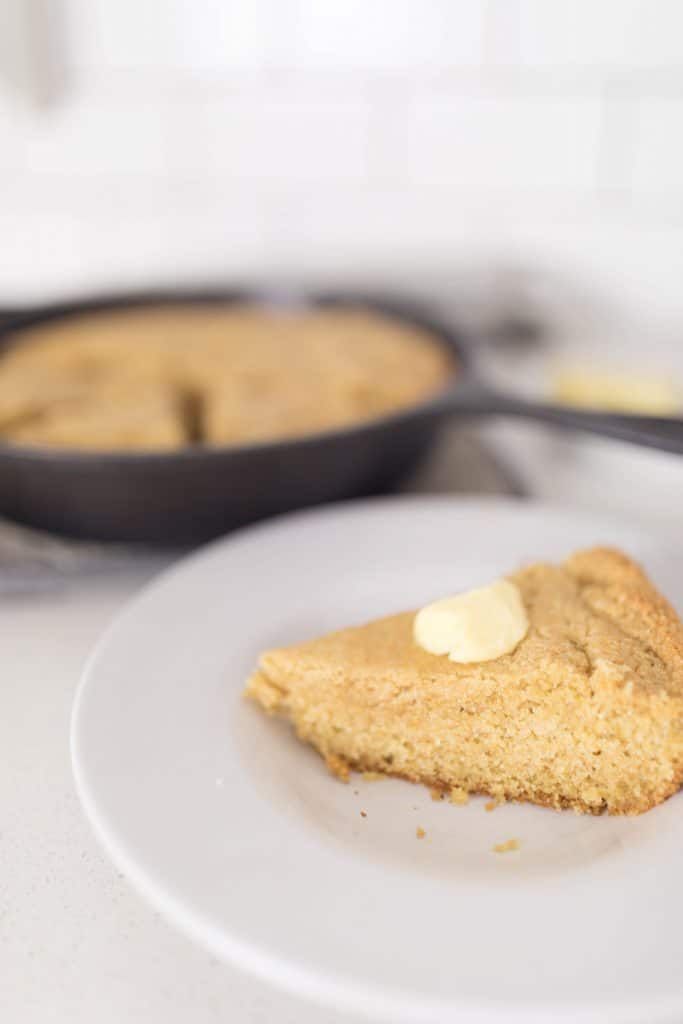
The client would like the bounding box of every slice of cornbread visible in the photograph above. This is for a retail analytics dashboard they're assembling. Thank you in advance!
[8,382,186,451]
[246,548,683,815]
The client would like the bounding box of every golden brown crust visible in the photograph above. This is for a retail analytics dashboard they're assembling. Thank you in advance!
[246,546,683,816]
[563,546,683,694]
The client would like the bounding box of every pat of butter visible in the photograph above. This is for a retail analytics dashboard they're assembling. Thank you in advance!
[414,579,528,664]
[554,368,680,415]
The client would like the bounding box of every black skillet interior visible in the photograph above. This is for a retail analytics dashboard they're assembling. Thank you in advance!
[0,288,466,544]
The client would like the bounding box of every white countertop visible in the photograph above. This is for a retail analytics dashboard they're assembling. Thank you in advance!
[2,565,371,1024]
[2,421,679,1024]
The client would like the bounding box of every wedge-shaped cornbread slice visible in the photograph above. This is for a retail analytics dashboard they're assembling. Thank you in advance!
[246,548,683,815]
[8,381,186,451]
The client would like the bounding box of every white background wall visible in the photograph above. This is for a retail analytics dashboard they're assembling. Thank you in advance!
[1,0,683,334]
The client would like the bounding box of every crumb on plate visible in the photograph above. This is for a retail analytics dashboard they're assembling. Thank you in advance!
[449,787,469,806]
[493,838,520,854]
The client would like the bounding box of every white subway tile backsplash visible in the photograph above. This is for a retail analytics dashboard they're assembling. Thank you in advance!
[76,202,272,285]
[292,0,485,69]
[3,178,683,330]
[65,0,290,71]
[1,0,683,330]
[0,182,275,301]
[470,206,683,328]
[22,93,170,177]
[385,95,602,190]
[282,186,485,259]
[169,94,373,184]
[483,0,520,66]
[0,210,91,298]
[514,0,683,69]
[0,95,27,174]
[630,98,683,194]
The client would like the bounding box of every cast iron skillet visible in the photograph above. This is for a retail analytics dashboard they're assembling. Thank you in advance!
[0,287,681,544]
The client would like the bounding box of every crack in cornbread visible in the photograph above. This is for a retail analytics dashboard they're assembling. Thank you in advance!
[245,548,683,815]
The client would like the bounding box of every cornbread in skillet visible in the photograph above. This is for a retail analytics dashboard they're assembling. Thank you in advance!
[0,306,452,450]
[9,380,185,451]
[246,547,683,815]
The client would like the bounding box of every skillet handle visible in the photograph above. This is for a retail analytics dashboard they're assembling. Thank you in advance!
[446,386,683,456]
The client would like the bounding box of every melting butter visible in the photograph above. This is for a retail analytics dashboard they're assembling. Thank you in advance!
[414,579,528,664]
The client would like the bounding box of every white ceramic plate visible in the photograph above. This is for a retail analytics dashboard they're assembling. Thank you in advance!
[72,497,683,1024]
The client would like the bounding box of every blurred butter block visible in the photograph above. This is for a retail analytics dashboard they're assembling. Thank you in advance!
[554,367,680,415]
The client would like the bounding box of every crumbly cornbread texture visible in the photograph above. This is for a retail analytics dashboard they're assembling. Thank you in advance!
[245,548,683,815]
[0,306,451,450]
